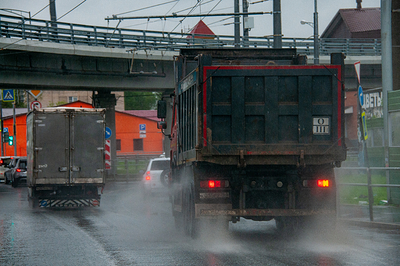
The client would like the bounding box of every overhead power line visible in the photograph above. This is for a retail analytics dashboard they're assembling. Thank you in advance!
[113,0,179,17]
[106,12,271,21]
[32,4,50,18]
[58,0,87,21]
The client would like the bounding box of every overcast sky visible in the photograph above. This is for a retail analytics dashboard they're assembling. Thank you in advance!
[0,0,381,38]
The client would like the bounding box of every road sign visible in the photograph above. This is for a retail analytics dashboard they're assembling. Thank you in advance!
[139,124,146,134]
[4,127,8,133]
[91,199,99,206]
[105,127,112,139]
[30,100,42,110]
[361,112,368,140]
[354,61,361,84]
[105,140,111,170]
[28,90,43,98]
[2,89,15,102]
[358,85,364,107]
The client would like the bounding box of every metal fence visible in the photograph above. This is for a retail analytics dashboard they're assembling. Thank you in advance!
[107,156,156,182]
[0,14,381,56]
[335,167,400,222]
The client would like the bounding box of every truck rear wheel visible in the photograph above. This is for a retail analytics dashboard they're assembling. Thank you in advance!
[183,187,199,238]
[275,217,304,236]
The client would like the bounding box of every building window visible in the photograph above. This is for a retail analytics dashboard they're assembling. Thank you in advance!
[116,139,121,151]
[69,96,78,103]
[390,112,400,146]
[367,128,384,147]
[133,139,143,151]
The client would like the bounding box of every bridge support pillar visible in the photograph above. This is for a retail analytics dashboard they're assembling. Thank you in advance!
[93,91,117,178]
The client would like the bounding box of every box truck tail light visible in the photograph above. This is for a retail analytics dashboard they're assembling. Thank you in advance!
[200,180,229,188]
[145,171,151,181]
[317,179,330,188]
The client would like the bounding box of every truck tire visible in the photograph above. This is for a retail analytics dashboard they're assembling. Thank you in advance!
[275,217,304,237]
[28,189,39,209]
[183,187,199,238]
[174,213,183,230]
[29,197,39,209]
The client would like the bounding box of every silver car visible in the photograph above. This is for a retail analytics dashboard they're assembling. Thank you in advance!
[11,158,27,187]
[0,156,12,182]
[142,158,170,197]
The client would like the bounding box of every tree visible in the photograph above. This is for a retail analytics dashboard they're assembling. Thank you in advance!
[124,91,161,110]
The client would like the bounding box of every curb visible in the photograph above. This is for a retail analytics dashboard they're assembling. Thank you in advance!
[340,218,400,231]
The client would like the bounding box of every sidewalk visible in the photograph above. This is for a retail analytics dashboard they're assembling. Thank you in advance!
[339,204,400,230]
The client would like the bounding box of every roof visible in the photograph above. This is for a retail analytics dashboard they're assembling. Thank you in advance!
[2,108,28,119]
[340,8,381,33]
[120,110,161,122]
[58,100,94,108]
[187,20,215,39]
[321,8,381,38]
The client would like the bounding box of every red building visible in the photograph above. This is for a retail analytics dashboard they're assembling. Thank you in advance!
[1,101,164,158]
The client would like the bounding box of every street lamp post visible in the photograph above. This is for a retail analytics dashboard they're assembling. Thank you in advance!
[300,0,319,64]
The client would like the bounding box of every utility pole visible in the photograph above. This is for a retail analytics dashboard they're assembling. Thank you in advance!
[381,0,393,203]
[234,0,240,47]
[273,0,282,48]
[49,0,57,27]
[242,0,249,47]
[313,0,319,64]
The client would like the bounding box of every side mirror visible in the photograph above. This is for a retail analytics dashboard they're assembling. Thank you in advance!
[157,100,167,119]
[157,121,167,129]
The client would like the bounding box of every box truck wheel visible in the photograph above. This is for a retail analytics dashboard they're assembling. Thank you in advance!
[28,189,39,209]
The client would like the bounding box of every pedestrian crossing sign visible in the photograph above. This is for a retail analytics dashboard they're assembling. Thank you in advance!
[2,89,15,102]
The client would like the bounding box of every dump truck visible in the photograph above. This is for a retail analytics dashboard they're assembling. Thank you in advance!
[27,108,106,208]
[157,48,346,237]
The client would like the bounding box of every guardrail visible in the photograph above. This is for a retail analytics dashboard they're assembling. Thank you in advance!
[0,14,381,56]
[335,167,400,222]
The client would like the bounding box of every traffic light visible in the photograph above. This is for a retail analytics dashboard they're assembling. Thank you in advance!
[8,136,13,146]
[3,132,9,143]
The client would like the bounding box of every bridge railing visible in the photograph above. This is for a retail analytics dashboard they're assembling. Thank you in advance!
[0,14,381,56]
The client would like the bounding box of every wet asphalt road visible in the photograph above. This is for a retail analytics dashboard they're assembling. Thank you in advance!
[1,181,400,266]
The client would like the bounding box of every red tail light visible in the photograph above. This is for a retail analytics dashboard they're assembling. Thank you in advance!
[16,169,22,172]
[317,179,330,187]
[200,180,228,188]
[0,160,3,164]
[144,171,151,181]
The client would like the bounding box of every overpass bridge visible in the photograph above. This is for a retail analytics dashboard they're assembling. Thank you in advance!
[0,14,382,92]
[0,14,383,174]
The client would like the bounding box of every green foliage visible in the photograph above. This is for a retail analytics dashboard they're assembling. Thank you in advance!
[48,101,68,107]
[337,173,388,205]
[124,91,161,110]
[116,159,148,175]
[2,101,26,108]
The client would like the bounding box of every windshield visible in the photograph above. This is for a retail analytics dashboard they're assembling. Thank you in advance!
[19,160,27,169]
[150,160,169,171]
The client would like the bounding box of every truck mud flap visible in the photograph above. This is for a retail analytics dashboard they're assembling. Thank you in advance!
[37,199,101,208]
[198,207,335,217]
